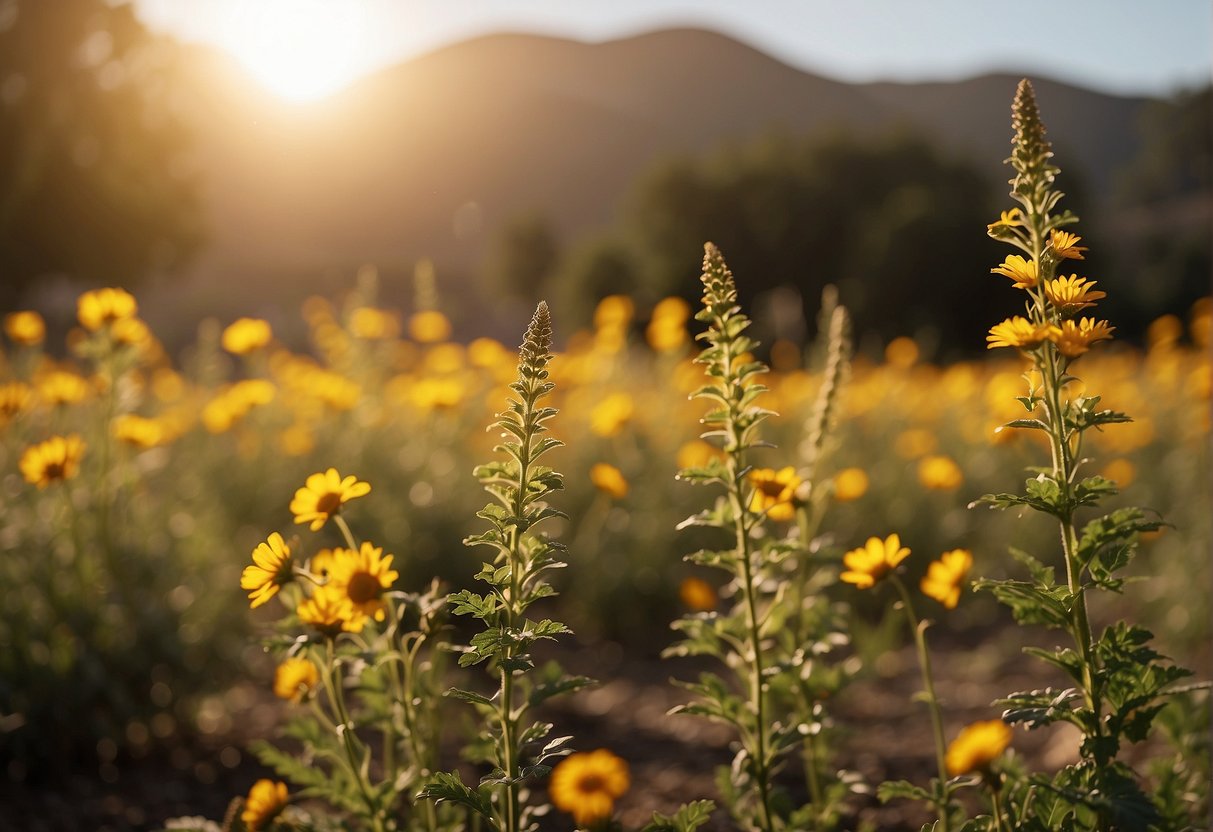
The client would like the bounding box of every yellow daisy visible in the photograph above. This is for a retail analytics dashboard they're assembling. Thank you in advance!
[0,381,33,422]
[986,208,1023,232]
[112,414,166,449]
[19,434,85,488]
[4,310,45,345]
[986,317,1058,350]
[748,466,802,521]
[989,255,1038,289]
[550,749,630,827]
[240,532,294,609]
[324,542,399,623]
[297,585,364,636]
[409,310,451,343]
[1051,317,1115,358]
[832,467,869,502]
[77,287,138,331]
[1049,229,1087,260]
[290,468,371,531]
[590,463,629,499]
[945,719,1014,776]
[679,576,717,612]
[917,455,963,491]
[841,534,911,589]
[241,779,289,832]
[920,549,974,610]
[1044,276,1106,314]
[273,657,319,703]
[222,317,273,354]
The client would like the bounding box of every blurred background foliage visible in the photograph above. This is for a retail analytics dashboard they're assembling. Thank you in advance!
[1,275,1209,789]
[0,0,202,300]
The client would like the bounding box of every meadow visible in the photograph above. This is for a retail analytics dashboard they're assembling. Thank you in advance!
[0,82,1209,831]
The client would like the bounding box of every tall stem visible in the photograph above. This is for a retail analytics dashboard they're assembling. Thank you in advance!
[891,575,951,832]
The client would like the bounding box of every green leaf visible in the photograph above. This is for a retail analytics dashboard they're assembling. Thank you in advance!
[1023,646,1086,685]
[417,771,493,819]
[975,578,1071,629]
[877,779,933,803]
[1073,475,1118,507]
[527,674,594,709]
[445,686,496,708]
[641,800,716,832]
[999,687,1082,730]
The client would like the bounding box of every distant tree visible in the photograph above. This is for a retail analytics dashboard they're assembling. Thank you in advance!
[553,236,641,327]
[485,212,559,301]
[0,0,201,304]
[1105,85,1212,332]
[1115,86,1212,204]
[613,129,1001,352]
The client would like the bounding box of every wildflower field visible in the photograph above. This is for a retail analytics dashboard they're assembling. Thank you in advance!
[1,82,1210,832]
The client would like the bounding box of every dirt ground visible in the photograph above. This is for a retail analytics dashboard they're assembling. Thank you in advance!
[0,627,1199,832]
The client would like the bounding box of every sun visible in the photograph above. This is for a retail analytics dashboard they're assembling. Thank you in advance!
[223,0,372,103]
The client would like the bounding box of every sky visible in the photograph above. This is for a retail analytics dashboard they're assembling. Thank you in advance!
[134,0,1212,102]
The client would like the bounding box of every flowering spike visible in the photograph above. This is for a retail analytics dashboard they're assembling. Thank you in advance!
[518,300,553,380]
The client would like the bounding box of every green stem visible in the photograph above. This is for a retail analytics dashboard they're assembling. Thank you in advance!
[722,334,774,832]
[891,575,951,832]
[989,779,1009,832]
[325,639,384,832]
[334,513,359,551]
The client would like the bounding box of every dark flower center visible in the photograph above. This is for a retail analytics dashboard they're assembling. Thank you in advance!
[347,571,380,605]
[316,491,342,515]
[575,774,606,795]
[44,462,65,481]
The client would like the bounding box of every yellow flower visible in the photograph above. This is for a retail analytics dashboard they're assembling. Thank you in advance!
[112,414,165,449]
[4,310,45,345]
[841,534,911,589]
[679,576,717,612]
[1044,275,1106,314]
[986,208,1023,231]
[409,310,451,343]
[1101,458,1136,488]
[986,317,1058,350]
[1051,317,1115,358]
[832,467,869,502]
[241,779,289,832]
[323,542,399,623]
[550,749,630,827]
[894,428,937,459]
[885,336,919,368]
[990,255,1038,289]
[240,532,294,609]
[19,434,85,488]
[37,370,91,406]
[945,719,1013,776]
[297,585,363,636]
[1049,229,1087,260]
[676,439,723,471]
[0,381,33,422]
[920,549,974,610]
[590,392,634,437]
[917,455,963,490]
[349,306,400,340]
[273,657,319,703]
[590,463,629,499]
[290,468,371,531]
[222,317,273,354]
[593,295,635,330]
[748,466,802,522]
[646,297,692,352]
[77,287,137,331]
[110,316,152,349]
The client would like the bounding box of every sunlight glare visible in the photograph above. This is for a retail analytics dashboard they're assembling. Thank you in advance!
[224,0,372,103]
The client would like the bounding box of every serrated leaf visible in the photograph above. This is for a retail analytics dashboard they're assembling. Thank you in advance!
[417,771,493,819]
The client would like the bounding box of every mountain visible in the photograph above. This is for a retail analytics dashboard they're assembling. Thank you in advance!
[155,28,1155,329]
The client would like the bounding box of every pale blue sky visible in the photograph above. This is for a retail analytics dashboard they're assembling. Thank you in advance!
[136,0,1212,98]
